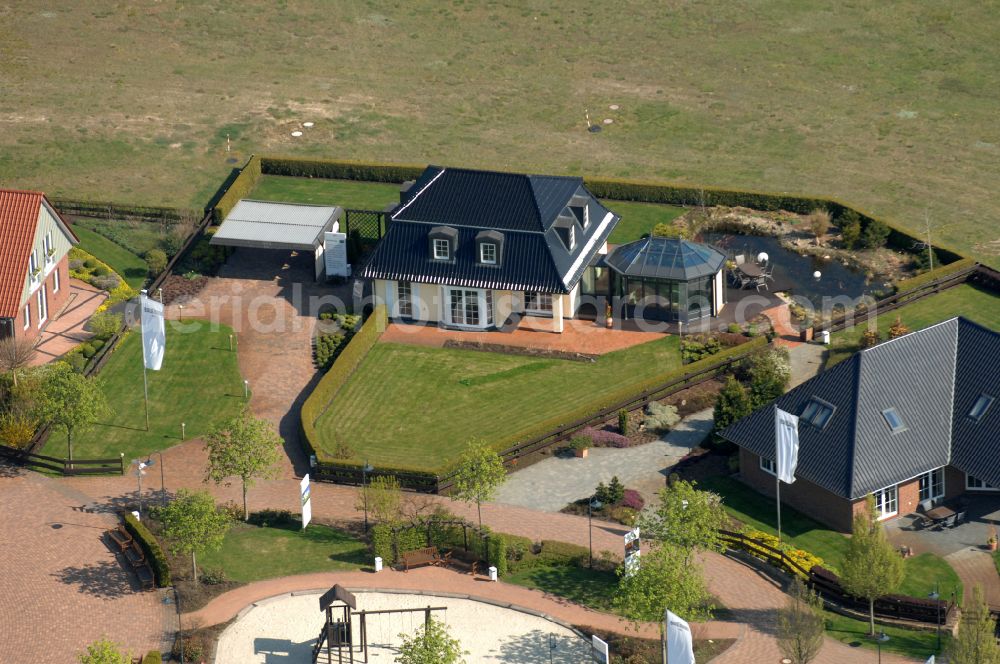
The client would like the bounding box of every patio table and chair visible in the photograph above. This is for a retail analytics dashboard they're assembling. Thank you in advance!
[914,500,967,530]
[729,254,773,292]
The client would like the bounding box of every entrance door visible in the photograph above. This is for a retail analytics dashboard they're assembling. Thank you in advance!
[872,485,898,520]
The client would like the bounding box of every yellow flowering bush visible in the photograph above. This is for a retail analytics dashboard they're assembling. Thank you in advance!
[737,528,824,578]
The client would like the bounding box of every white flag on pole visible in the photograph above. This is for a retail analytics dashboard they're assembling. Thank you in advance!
[665,610,696,664]
[140,293,166,371]
[775,407,800,484]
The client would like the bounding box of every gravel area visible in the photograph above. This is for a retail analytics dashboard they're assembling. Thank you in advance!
[215,590,590,663]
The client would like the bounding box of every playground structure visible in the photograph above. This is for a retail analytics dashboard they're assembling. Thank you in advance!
[312,584,447,664]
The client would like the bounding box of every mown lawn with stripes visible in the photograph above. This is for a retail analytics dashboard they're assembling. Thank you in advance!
[314,336,680,473]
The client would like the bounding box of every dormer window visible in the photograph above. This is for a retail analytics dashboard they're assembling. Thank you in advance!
[428,226,458,261]
[433,238,451,260]
[801,397,834,430]
[475,230,504,266]
[553,213,577,252]
[969,394,994,422]
[570,205,589,230]
[480,243,497,264]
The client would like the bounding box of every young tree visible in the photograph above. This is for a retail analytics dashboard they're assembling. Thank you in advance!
[78,637,130,664]
[396,618,467,664]
[840,496,904,635]
[861,218,890,250]
[613,542,713,629]
[451,439,506,529]
[639,477,727,561]
[838,210,862,250]
[158,489,231,584]
[358,475,404,526]
[807,208,832,246]
[743,348,791,408]
[949,585,1000,664]
[35,362,111,460]
[0,336,37,387]
[777,577,825,664]
[713,376,753,431]
[204,408,283,521]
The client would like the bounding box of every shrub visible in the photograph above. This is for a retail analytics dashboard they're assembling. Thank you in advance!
[895,257,976,293]
[160,231,184,256]
[83,258,97,269]
[622,489,645,511]
[172,635,204,662]
[536,540,589,567]
[145,249,168,276]
[199,567,228,585]
[569,434,591,451]
[860,328,881,348]
[213,154,262,223]
[123,512,171,586]
[726,323,742,334]
[651,221,686,238]
[260,155,425,184]
[838,209,862,249]
[806,208,832,244]
[888,316,909,339]
[0,411,37,450]
[80,342,97,359]
[643,402,680,433]
[65,351,87,373]
[314,333,346,370]
[503,533,535,572]
[247,509,296,528]
[89,311,122,340]
[681,335,721,363]
[617,408,628,435]
[606,505,639,526]
[372,523,394,563]
[143,651,162,664]
[69,258,84,270]
[582,426,631,448]
[861,218,890,249]
[607,476,625,504]
[91,274,121,291]
[92,264,110,277]
[740,528,824,577]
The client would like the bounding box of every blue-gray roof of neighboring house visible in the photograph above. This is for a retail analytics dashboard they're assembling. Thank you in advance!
[605,237,726,281]
[362,166,620,293]
[721,318,1000,500]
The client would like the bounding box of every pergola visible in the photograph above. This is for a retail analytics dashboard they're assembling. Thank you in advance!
[210,199,344,280]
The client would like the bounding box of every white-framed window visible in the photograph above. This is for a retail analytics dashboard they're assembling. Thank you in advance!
[52,268,60,294]
[37,287,48,326]
[28,250,39,282]
[480,243,497,264]
[445,288,494,329]
[397,281,412,318]
[43,231,54,263]
[524,291,553,314]
[966,474,1000,492]
[433,238,450,260]
[872,485,898,520]
[882,408,906,433]
[570,204,589,229]
[759,456,776,476]
[918,468,945,503]
[485,290,494,326]
[801,397,835,430]
[568,224,576,250]
[23,303,30,330]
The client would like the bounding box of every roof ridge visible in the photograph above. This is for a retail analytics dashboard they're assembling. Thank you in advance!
[0,188,45,196]
[393,166,447,218]
[846,353,864,499]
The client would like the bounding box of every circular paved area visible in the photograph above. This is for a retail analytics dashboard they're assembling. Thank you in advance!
[0,467,169,662]
[216,590,590,663]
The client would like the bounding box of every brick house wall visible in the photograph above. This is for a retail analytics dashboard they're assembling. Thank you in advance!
[738,447,859,532]
[14,256,70,344]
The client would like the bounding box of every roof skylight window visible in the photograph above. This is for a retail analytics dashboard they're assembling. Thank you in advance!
[969,394,995,422]
[882,408,906,433]
[801,397,835,430]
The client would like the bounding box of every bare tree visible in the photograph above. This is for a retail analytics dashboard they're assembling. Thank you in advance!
[0,337,37,387]
[777,577,825,664]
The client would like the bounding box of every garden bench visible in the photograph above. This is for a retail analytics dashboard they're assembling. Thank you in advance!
[134,562,155,590]
[447,557,479,576]
[401,547,447,571]
[106,525,133,552]
[124,540,146,568]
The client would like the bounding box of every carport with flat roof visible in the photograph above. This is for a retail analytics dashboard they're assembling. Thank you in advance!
[210,199,343,280]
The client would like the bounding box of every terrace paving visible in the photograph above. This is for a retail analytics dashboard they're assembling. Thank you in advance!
[30,279,107,366]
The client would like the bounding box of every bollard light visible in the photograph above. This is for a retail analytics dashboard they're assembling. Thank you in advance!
[244,380,249,399]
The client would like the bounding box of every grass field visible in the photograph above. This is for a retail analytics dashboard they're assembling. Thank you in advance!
[606,200,687,244]
[2,3,998,264]
[72,226,149,290]
[826,284,1000,366]
[198,522,367,583]
[41,323,245,460]
[825,610,947,659]
[506,565,618,613]
[315,336,680,472]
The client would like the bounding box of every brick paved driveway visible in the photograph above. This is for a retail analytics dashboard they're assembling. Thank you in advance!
[0,466,169,663]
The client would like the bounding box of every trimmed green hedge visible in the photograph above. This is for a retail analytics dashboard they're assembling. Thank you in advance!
[260,155,426,184]
[895,257,977,294]
[143,651,162,664]
[302,305,387,463]
[123,512,171,587]
[213,154,262,223]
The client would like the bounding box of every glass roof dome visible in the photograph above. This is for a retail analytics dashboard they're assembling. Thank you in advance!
[606,237,726,281]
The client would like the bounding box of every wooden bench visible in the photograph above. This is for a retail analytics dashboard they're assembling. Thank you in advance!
[124,540,146,568]
[448,557,479,576]
[106,525,133,552]
[135,562,155,590]
[401,546,448,571]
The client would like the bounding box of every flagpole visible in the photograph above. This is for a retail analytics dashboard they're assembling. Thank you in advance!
[662,608,668,664]
[775,406,783,567]
[141,291,150,431]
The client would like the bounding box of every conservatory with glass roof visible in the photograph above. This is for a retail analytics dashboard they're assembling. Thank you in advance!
[581,237,727,323]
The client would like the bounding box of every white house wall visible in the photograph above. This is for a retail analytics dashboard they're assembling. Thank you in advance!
[713,269,725,315]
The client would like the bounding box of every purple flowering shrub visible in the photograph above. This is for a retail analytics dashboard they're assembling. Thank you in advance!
[582,426,631,448]
[622,489,645,511]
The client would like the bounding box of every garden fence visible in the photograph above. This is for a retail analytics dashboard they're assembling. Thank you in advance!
[52,198,188,223]
[343,209,388,242]
[720,529,954,626]
[0,444,125,475]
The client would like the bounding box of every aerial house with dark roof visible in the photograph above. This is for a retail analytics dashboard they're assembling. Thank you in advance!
[361,165,728,332]
[720,317,1000,532]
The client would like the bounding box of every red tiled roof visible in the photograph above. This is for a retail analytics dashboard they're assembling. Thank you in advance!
[0,189,45,319]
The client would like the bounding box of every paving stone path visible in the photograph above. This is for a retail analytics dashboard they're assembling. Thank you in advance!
[494,408,714,511]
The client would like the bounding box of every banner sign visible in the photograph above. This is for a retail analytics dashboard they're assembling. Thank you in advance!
[300,474,312,529]
[665,610,696,664]
[775,407,800,484]
[140,294,166,371]
[624,527,641,577]
[591,635,609,663]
